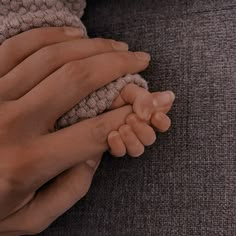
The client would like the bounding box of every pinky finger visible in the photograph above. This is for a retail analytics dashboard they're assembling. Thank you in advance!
[151,112,171,132]
[108,131,126,157]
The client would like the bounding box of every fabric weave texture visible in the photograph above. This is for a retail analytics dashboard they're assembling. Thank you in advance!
[1,0,235,235]
[40,0,236,235]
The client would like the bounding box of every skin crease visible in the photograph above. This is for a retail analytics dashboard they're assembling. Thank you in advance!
[0,27,174,235]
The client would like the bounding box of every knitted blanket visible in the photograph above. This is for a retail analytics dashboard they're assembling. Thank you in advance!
[0,0,148,130]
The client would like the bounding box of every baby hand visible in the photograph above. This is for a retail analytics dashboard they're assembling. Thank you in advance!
[107,84,175,157]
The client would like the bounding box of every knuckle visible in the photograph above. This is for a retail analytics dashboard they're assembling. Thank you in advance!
[31,27,55,44]
[92,117,111,144]
[3,171,24,195]
[119,124,131,137]
[61,61,76,77]
[20,28,47,46]
[113,51,137,71]
[99,52,127,71]
[126,113,137,125]
[0,146,29,193]
[118,51,133,61]
[108,131,119,143]
[92,37,107,44]
[114,52,128,67]
[62,61,89,81]
[37,46,56,66]
[92,38,114,49]
[0,38,15,59]
[0,178,12,199]
[61,26,71,35]
[1,38,12,51]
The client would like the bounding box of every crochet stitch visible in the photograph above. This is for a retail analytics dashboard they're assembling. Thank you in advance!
[0,0,148,129]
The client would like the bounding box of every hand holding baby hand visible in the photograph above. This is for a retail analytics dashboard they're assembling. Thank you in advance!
[108,84,175,157]
[0,27,152,235]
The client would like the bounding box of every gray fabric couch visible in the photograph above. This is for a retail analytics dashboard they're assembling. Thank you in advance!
[39,0,236,235]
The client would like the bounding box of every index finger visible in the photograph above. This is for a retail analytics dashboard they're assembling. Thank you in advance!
[20,51,151,126]
[19,105,132,191]
[0,27,84,77]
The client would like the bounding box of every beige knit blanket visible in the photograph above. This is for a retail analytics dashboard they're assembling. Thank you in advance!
[0,0,148,129]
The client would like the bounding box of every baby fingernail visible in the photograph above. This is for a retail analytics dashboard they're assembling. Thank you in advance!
[154,91,175,106]
[112,41,129,50]
[126,114,136,124]
[134,52,151,61]
[64,27,84,36]
[167,91,175,101]
[109,131,119,138]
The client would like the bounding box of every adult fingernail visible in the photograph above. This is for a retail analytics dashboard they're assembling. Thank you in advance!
[153,91,175,106]
[64,27,84,37]
[112,41,129,50]
[134,52,151,61]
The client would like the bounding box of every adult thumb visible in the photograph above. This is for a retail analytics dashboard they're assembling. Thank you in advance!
[20,105,132,195]
[89,105,133,152]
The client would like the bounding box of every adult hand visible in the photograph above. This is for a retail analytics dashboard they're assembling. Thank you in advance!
[0,27,150,235]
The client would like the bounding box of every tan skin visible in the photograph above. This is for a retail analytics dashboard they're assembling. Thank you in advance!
[0,27,174,235]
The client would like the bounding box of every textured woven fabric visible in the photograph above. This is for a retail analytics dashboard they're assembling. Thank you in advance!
[39,0,236,235]
[0,0,148,129]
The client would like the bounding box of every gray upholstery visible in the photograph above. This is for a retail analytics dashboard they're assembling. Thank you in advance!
[40,0,236,235]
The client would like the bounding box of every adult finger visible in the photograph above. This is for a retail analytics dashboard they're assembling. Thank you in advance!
[20,51,150,128]
[0,158,101,235]
[0,38,129,101]
[126,114,156,146]
[0,27,84,77]
[151,112,171,132]
[18,105,132,189]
